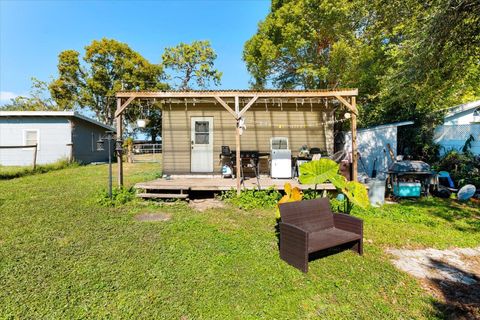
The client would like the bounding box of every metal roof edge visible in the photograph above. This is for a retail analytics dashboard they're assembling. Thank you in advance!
[115,88,359,98]
[0,111,115,132]
[445,100,480,118]
[72,112,115,132]
[356,121,414,132]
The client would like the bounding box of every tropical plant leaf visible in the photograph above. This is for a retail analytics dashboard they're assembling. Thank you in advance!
[277,183,303,218]
[342,181,370,209]
[284,182,292,197]
[278,194,289,205]
[298,159,340,185]
[290,187,303,201]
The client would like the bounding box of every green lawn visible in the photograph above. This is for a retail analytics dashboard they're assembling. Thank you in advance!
[0,163,478,319]
[0,159,74,180]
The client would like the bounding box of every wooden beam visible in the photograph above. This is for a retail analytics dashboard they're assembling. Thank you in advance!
[213,96,237,119]
[238,95,258,118]
[116,98,124,186]
[351,97,358,182]
[235,96,241,195]
[335,95,358,115]
[114,96,135,118]
[116,89,359,99]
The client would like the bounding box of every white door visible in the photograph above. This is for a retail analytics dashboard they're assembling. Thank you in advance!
[191,117,214,172]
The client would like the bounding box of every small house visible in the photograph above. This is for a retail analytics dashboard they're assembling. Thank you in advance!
[113,89,360,194]
[0,111,115,166]
[434,100,480,155]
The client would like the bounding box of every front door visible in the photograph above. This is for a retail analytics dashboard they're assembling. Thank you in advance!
[191,117,213,172]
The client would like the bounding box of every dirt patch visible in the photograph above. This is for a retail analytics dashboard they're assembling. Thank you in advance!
[134,213,171,222]
[189,198,225,212]
[387,247,480,319]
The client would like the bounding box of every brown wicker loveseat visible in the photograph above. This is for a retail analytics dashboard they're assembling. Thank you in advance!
[278,197,363,272]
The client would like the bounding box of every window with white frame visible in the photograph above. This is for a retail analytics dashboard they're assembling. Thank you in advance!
[24,130,39,149]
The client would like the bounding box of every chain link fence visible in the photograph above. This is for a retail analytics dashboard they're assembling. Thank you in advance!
[434,124,480,154]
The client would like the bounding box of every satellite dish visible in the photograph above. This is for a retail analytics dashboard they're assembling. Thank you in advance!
[457,184,476,201]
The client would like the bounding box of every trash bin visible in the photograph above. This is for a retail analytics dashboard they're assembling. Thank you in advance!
[368,178,386,207]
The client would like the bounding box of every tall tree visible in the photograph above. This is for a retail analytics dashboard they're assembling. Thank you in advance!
[243,0,363,89]
[360,0,480,159]
[162,40,222,90]
[244,0,480,160]
[49,38,167,126]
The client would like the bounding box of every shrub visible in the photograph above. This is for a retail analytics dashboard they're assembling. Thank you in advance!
[302,188,322,200]
[219,188,282,210]
[96,186,136,207]
[434,150,480,188]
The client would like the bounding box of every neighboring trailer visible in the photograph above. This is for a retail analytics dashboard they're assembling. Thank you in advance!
[434,100,480,155]
[0,111,114,166]
[162,103,335,175]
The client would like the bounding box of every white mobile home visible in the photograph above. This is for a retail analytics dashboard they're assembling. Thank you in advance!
[434,100,480,155]
[0,111,115,166]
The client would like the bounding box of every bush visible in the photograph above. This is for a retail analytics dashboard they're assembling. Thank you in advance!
[302,188,322,200]
[219,188,282,210]
[434,150,480,188]
[96,186,136,207]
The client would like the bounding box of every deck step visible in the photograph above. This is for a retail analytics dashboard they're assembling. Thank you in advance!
[135,183,189,190]
[136,193,188,199]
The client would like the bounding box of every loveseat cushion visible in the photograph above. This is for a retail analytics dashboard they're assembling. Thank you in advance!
[308,228,361,253]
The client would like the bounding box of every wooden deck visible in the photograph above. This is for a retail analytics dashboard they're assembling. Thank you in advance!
[135,176,335,198]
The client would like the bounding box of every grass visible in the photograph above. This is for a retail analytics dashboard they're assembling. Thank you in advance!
[0,162,478,318]
[0,159,76,180]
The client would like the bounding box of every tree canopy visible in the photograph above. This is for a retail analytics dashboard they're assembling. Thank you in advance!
[243,0,480,160]
[162,40,222,90]
[49,38,167,126]
[44,38,223,141]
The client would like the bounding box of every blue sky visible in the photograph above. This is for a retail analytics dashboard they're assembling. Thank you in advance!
[0,0,270,104]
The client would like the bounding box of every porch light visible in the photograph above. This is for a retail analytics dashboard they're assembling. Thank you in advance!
[96,131,115,199]
[344,112,351,119]
[96,138,105,151]
[115,139,123,155]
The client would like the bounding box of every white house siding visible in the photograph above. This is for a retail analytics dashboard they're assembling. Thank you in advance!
[444,113,475,125]
[435,106,480,155]
[0,117,71,166]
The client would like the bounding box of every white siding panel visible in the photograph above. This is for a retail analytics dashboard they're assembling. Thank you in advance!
[444,110,478,125]
[0,118,71,166]
[345,126,398,177]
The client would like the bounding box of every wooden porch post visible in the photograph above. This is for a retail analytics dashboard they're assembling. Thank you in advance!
[235,96,241,195]
[116,98,124,186]
[351,96,358,181]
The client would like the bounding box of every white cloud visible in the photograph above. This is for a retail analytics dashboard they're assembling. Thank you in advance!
[0,91,19,102]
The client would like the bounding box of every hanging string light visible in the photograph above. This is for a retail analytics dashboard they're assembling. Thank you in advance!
[253,117,349,129]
